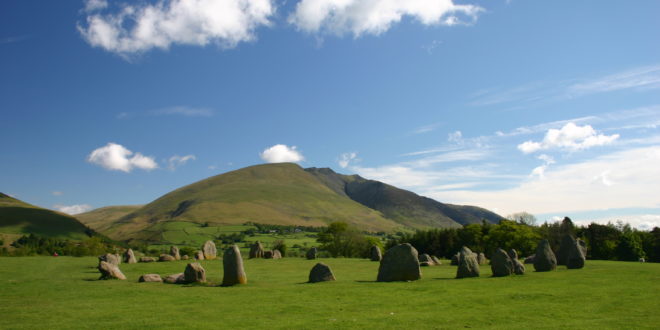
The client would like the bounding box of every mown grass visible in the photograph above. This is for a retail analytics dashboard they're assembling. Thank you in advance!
[0,257,658,329]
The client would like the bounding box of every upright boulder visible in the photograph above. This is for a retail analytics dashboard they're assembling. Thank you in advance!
[376,243,421,282]
[308,263,336,283]
[222,245,247,286]
[123,248,137,264]
[556,234,575,266]
[456,246,480,279]
[184,262,207,283]
[306,247,317,260]
[533,239,557,272]
[370,245,382,262]
[98,261,126,280]
[524,255,535,264]
[508,249,525,275]
[202,240,217,260]
[99,253,120,266]
[170,246,181,260]
[249,241,265,259]
[578,239,588,258]
[139,274,163,283]
[566,239,586,269]
[419,253,436,267]
[195,251,205,260]
[159,254,176,262]
[477,252,487,265]
[490,248,513,277]
[272,250,282,259]
[431,255,442,265]
[507,249,519,260]
[451,253,460,266]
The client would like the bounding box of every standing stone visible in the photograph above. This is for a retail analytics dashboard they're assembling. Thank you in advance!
[139,274,163,283]
[181,255,189,260]
[524,255,535,264]
[98,261,126,280]
[578,239,588,259]
[419,253,436,266]
[249,241,265,259]
[306,247,317,260]
[184,262,206,283]
[170,246,181,260]
[566,239,586,269]
[370,245,382,262]
[202,240,217,260]
[431,256,442,265]
[533,239,557,272]
[222,245,247,286]
[272,250,282,259]
[477,252,487,265]
[263,250,274,259]
[123,248,137,264]
[139,257,156,263]
[507,249,519,260]
[159,254,176,262]
[195,251,205,260]
[513,259,526,275]
[490,248,513,277]
[115,254,122,264]
[456,246,480,279]
[376,243,421,282]
[164,273,185,284]
[308,263,336,283]
[99,253,120,266]
[451,253,460,266]
[556,234,575,265]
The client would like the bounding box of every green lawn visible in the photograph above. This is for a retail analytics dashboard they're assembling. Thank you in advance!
[0,257,658,329]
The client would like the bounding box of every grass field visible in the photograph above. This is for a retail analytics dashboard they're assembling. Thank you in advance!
[0,257,658,329]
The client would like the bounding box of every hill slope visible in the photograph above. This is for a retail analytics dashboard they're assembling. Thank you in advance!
[104,163,402,241]
[305,167,503,228]
[0,193,91,240]
[75,205,142,233]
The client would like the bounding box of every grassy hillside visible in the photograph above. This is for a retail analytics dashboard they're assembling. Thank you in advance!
[75,205,142,232]
[105,163,402,242]
[305,167,503,229]
[0,193,91,241]
[0,257,657,329]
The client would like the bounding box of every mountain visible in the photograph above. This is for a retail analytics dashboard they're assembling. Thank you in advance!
[0,193,92,241]
[87,163,502,243]
[305,167,502,228]
[75,205,142,233]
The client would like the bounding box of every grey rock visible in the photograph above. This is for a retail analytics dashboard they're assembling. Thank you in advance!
[370,245,382,262]
[138,274,162,283]
[451,253,460,266]
[195,251,205,260]
[431,256,442,265]
[263,250,273,259]
[524,255,535,264]
[159,254,176,262]
[533,239,557,272]
[181,255,189,260]
[306,247,317,260]
[139,257,156,263]
[202,240,217,260]
[419,253,436,266]
[456,246,480,279]
[123,249,137,264]
[222,245,247,286]
[249,241,265,259]
[164,273,185,284]
[376,243,421,282]
[490,248,513,277]
[513,259,526,275]
[98,253,120,266]
[556,234,575,266]
[308,263,336,283]
[578,239,588,259]
[170,246,181,260]
[566,239,586,269]
[184,262,206,283]
[272,250,282,259]
[507,249,518,260]
[98,261,126,280]
[477,252,487,265]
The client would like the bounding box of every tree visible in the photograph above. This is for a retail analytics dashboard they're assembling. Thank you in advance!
[507,212,538,226]
[317,222,373,258]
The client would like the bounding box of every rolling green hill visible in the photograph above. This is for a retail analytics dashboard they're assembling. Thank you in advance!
[75,205,142,233]
[0,193,92,241]
[88,163,502,244]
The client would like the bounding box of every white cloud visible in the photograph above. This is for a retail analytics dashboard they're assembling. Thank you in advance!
[260,144,304,163]
[150,106,214,117]
[167,154,196,170]
[447,130,463,144]
[54,204,93,215]
[569,64,660,95]
[530,154,555,180]
[84,0,108,12]
[338,152,357,168]
[412,122,442,134]
[51,191,64,196]
[517,123,619,154]
[87,143,158,172]
[426,146,660,216]
[289,0,483,37]
[78,0,275,56]
[585,214,660,231]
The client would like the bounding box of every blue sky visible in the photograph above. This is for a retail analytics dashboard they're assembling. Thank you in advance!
[1,0,659,229]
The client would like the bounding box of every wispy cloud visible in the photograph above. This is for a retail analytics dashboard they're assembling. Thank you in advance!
[150,106,214,117]
[51,191,64,196]
[167,155,196,170]
[412,122,443,134]
[569,64,660,95]
[0,35,31,45]
[338,152,358,168]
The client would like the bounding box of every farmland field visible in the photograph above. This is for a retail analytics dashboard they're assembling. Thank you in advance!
[0,257,658,329]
